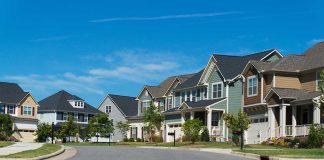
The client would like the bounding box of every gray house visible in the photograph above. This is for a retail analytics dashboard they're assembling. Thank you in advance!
[98,94,138,142]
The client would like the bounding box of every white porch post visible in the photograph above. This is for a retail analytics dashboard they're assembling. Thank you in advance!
[280,104,287,137]
[181,112,185,124]
[292,106,297,137]
[313,104,321,124]
[268,107,276,138]
[207,109,212,135]
[190,111,194,120]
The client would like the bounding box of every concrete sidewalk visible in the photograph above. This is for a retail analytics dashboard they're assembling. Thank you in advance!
[0,142,43,156]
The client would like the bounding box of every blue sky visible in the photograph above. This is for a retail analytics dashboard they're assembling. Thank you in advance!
[0,0,323,107]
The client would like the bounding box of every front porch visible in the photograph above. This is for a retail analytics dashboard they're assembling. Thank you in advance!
[268,104,323,138]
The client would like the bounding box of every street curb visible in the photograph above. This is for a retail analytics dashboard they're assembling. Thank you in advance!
[32,145,65,160]
[231,151,323,160]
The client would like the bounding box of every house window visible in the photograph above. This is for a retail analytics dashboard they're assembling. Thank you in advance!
[23,106,32,115]
[181,92,185,102]
[196,89,201,101]
[212,82,223,99]
[84,115,88,123]
[159,101,164,111]
[186,91,190,101]
[168,96,173,109]
[8,105,15,114]
[130,127,137,139]
[110,119,114,125]
[202,87,208,99]
[317,71,323,91]
[74,113,78,121]
[105,106,111,113]
[63,112,68,121]
[141,101,150,111]
[192,90,196,102]
[248,76,258,96]
[211,112,219,126]
[78,114,84,122]
[56,112,63,120]
[0,104,4,113]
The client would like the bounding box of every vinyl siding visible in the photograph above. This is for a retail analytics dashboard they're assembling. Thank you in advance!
[244,67,262,105]
[19,95,38,119]
[275,74,301,89]
[207,69,225,100]
[228,80,243,115]
[265,74,273,93]
[300,72,317,91]
[138,90,153,116]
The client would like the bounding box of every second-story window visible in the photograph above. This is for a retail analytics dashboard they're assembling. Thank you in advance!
[186,91,190,101]
[23,106,32,116]
[63,112,68,121]
[8,105,15,114]
[192,90,196,102]
[203,88,208,99]
[141,101,150,112]
[317,71,323,91]
[168,96,173,109]
[248,75,258,96]
[212,82,223,99]
[181,92,185,102]
[105,106,111,113]
[159,101,164,111]
[196,89,201,101]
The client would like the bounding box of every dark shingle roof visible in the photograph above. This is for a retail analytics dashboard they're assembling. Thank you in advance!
[38,90,101,114]
[184,98,226,108]
[214,49,276,79]
[270,88,321,102]
[145,73,194,98]
[175,69,204,90]
[108,94,138,117]
[0,82,29,104]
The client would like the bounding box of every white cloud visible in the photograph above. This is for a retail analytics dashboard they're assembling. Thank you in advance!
[89,11,242,23]
[308,39,324,46]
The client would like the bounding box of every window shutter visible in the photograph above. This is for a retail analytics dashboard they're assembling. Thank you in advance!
[21,106,23,115]
[135,127,138,139]
[32,107,35,116]
[141,103,143,113]
[13,106,15,114]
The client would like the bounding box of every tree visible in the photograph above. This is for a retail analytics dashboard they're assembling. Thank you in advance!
[307,124,324,148]
[78,125,92,142]
[182,119,203,144]
[59,115,78,142]
[89,113,114,142]
[116,121,130,139]
[143,102,163,142]
[223,111,250,150]
[35,122,52,142]
[0,114,13,141]
[200,127,210,142]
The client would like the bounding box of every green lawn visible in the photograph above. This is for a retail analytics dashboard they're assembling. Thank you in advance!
[0,141,14,148]
[0,143,62,158]
[238,148,324,159]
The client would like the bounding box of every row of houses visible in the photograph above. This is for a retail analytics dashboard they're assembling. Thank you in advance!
[0,42,323,143]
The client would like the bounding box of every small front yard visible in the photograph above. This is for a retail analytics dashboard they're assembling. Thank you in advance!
[0,143,62,158]
[0,141,14,148]
[238,148,324,159]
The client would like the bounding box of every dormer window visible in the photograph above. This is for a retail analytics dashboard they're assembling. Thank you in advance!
[70,100,85,108]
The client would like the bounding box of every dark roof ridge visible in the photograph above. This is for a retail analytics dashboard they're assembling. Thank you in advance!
[108,94,136,98]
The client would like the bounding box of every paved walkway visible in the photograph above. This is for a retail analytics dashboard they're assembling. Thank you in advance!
[0,142,43,156]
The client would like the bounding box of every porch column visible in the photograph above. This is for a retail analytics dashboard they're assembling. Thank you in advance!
[313,104,321,124]
[181,112,185,124]
[292,106,297,137]
[280,104,287,137]
[268,107,276,138]
[190,111,194,120]
[206,109,212,135]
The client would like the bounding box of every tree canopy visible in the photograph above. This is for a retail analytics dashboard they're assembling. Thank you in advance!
[116,121,130,138]
[35,122,52,142]
[0,114,13,141]
[182,119,203,144]
[143,101,163,142]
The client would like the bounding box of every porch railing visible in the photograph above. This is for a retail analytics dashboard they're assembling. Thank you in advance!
[295,125,312,137]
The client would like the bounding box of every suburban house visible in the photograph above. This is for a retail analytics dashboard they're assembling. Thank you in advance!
[133,74,194,140]
[98,94,138,142]
[38,90,102,139]
[163,49,283,142]
[242,42,324,144]
[0,82,39,142]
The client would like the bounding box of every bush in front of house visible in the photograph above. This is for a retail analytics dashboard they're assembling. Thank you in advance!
[232,134,240,146]
[182,119,203,144]
[129,138,135,142]
[0,114,13,141]
[136,138,142,142]
[123,137,129,142]
[200,127,210,142]
[35,122,52,142]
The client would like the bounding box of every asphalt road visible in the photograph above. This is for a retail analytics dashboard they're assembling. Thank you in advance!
[70,146,252,160]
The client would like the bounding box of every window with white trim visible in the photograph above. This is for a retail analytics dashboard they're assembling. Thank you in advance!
[168,96,173,109]
[23,106,32,115]
[248,76,258,96]
[211,112,220,126]
[74,113,78,121]
[317,71,323,91]
[142,101,150,111]
[192,90,196,102]
[212,82,223,99]
[84,114,88,123]
[186,91,190,101]
[181,92,185,102]
[203,88,207,99]
[8,105,15,114]
[159,101,164,111]
[63,112,68,121]
[196,89,201,101]
[105,106,111,113]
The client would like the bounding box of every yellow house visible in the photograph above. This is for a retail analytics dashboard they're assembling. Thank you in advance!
[0,82,38,142]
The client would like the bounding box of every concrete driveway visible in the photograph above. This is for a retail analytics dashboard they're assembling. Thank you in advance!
[70,146,252,160]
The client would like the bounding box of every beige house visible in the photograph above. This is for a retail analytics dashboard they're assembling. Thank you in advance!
[0,82,39,142]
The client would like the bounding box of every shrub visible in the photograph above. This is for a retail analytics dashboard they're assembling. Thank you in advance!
[306,124,324,148]
[232,134,240,146]
[288,138,300,148]
[129,138,135,142]
[181,135,191,142]
[0,114,13,141]
[123,137,129,142]
[136,138,142,142]
[153,135,163,143]
[200,127,210,142]
[182,119,203,144]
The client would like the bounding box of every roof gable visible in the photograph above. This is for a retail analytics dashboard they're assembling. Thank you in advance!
[0,82,29,104]
[108,94,138,117]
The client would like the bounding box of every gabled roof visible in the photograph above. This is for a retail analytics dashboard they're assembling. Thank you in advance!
[213,49,278,79]
[0,82,29,104]
[246,42,324,74]
[184,98,226,108]
[138,73,194,99]
[108,94,138,117]
[265,88,321,103]
[38,90,102,114]
[175,69,204,90]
